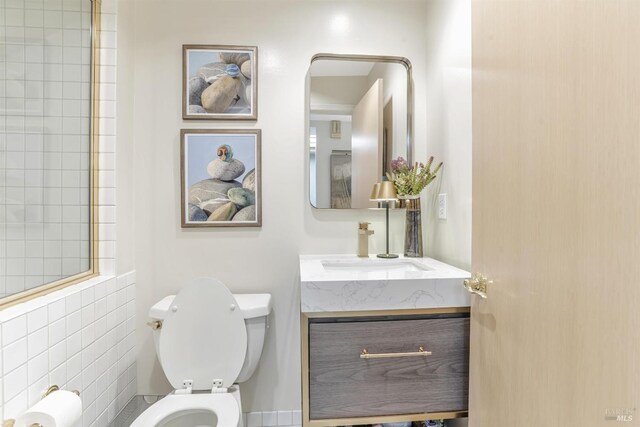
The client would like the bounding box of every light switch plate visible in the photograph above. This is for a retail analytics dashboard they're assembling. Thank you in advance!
[438,193,447,219]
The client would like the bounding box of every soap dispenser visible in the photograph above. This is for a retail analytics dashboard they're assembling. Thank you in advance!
[358,222,374,257]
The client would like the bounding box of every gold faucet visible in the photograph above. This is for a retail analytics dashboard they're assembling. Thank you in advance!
[357,222,374,257]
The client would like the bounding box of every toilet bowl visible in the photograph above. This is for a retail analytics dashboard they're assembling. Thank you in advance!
[132,393,239,427]
[131,277,272,427]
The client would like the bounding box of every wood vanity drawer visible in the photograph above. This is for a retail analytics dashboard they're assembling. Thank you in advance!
[308,315,469,420]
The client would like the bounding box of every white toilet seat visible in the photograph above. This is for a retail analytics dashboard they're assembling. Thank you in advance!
[158,277,247,391]
[130,393,240,427]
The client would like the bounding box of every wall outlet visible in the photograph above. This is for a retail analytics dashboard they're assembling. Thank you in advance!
[438,193,447,219]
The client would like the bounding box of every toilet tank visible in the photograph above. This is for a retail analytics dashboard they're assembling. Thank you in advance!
[149,293,272,384]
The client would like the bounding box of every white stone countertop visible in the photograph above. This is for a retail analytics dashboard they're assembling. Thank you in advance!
[299,255,472,313]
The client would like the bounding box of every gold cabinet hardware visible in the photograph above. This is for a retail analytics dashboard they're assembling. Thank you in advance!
[464,273,492,299]
[360,346,432,359]
[146,320,163,330]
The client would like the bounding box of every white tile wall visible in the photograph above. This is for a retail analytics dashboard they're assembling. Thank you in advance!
[0,0,124,425]
[243,410,302,427]
[0,272,136,427]
[96,0,117,277]
[0,0,118,295]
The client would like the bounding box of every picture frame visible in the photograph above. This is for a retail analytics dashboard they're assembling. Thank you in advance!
[181,129,262,227]
[183,44,258,120]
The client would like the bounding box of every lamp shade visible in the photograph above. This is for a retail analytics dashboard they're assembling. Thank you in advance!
[370,181,397,201]
[369,183,382,201]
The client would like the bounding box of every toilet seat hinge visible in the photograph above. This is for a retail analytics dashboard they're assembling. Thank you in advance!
[211,379,228,394]
[175,380,193,394]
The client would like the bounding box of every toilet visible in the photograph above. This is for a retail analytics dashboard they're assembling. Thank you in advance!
[132,277,272,427]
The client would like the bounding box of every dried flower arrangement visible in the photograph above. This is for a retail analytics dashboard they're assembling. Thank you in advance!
[386,156,443,196]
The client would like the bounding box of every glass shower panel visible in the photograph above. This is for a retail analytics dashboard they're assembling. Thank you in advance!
[0,0,93,298]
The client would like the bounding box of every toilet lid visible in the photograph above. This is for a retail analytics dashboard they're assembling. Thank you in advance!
[158,277,247,390]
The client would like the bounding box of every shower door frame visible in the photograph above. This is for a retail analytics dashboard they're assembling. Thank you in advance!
[0,0,102,309]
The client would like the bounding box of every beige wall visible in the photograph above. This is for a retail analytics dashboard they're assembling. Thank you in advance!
[119,0,471,412]
[116,0,135,275]
[423,0,472,271]
[368,62,409,162]
[310,76,369,108]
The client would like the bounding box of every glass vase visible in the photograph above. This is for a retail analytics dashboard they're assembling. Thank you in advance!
[399,195,423,257]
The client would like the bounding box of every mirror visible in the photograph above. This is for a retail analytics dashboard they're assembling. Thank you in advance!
[307,54,412,209]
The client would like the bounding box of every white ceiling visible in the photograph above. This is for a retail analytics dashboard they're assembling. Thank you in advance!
[309,60,376,77]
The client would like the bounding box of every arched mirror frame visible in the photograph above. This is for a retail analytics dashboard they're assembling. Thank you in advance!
[308,53,413,209]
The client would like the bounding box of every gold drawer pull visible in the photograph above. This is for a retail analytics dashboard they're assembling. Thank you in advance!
[360,346,432,359]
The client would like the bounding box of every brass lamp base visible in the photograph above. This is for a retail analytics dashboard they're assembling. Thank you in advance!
[377,253,399,259]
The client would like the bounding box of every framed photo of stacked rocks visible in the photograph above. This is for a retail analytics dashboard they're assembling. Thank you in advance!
[181,129,261,227]
[183,45,257,120]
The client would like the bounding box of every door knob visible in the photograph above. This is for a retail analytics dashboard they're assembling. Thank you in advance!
[464,273,492,298]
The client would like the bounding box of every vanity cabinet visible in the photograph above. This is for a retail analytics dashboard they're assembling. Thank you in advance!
[299,255,472,427]
[302,310,470,427]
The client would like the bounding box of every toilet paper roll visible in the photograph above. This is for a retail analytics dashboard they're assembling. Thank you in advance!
[16,390,82,427]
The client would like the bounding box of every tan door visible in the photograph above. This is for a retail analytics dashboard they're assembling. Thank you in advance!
[470,1,640,426]
[351,78,383,208]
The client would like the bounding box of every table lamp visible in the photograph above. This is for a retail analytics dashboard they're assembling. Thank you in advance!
[370,181,398,259]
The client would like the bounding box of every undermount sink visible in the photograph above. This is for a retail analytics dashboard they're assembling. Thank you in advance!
[321,258,432,273]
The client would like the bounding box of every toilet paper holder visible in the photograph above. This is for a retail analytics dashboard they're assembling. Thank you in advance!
[2,421,42,427]
[42,385,80,399]
[2,385,81,427]
[1,419,42,427]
